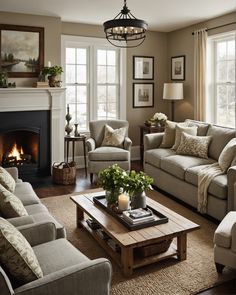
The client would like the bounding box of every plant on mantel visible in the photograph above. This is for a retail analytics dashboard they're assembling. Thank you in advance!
[42,66,63,87]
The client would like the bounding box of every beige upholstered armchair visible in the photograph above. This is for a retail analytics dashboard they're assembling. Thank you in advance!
[214,210,236,273]
[86,120,132,183]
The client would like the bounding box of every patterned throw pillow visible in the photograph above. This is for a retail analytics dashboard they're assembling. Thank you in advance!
[172,125,198,150]
[0,218,43,284]
[160,120,177,148]
[0,167,16,193]
[101,124,126,147]
[176,132,212,159]
[0,184,28,218]
[218,138,236,173]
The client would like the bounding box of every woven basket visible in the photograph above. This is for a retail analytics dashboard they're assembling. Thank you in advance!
[52,162,76,185]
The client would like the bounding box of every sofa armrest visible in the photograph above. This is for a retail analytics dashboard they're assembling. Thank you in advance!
[17,222,57,246]
[124,137,132,151]
[227,166,236,211]
[86,138,96,152]
[144,133,164,151]
[5,167,21,182]
[14,258,112,295]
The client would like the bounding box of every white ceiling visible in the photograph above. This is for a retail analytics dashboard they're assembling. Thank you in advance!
[0,0,236,32]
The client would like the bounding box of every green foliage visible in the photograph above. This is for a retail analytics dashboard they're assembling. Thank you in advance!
[126,170,153,196]
[42,65,63,76]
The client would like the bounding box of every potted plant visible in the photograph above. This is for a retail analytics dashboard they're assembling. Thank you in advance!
[42,65,63,87]
[98,164,128,205]
[126,170,153,209]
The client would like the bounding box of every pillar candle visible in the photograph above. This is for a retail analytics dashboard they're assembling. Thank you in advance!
[118,194,130,211]
[48,61,51,67]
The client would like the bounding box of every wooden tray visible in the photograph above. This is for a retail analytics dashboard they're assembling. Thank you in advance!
[93,195,168,230]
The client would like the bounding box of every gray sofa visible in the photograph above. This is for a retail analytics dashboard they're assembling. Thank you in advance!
[0,222,112,295]
[3,167,66,238]
[144,120,236,221]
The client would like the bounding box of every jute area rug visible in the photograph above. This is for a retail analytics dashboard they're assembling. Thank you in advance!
[41,190,236,295]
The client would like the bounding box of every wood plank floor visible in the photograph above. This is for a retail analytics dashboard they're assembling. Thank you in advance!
[31,160,236,294]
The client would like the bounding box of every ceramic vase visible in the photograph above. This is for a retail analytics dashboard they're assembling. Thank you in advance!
[131,191,146,209]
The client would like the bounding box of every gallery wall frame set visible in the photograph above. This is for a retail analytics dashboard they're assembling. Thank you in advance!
[171,55,185,81]
[0,24,44,78]
[133,82,154,108]
[133,56,154,80]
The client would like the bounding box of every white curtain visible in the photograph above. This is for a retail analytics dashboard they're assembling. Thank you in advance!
[194,28,208,121]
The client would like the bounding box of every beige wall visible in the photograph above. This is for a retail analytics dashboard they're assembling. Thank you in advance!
[0,12,61,87]
[167,11,236,122]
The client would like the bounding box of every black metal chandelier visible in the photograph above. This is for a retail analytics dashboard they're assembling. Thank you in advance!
[103,0,148,48]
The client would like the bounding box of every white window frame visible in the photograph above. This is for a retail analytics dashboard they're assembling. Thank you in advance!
[206,31,236,127]
[61,35,127,131]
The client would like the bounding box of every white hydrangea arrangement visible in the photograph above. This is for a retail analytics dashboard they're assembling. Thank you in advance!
[153,112,167,122]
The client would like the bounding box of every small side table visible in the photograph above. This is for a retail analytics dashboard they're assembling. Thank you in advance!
[139,125,165,163]
[64,135,87,177]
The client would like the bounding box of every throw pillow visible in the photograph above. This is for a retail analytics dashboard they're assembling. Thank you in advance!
[0,218,43,284]
[218,138,236,173]
[0,167,16,193]
[172,125,198,150]
[0,184,28,218]
[176,132,212,159]
[101,124,126,147]
[160,120,177,148]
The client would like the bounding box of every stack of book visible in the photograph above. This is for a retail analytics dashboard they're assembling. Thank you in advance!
[33,81,49,88]
[122,208,155,224]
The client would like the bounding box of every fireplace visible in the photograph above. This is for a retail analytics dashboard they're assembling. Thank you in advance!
[0,111,51,178]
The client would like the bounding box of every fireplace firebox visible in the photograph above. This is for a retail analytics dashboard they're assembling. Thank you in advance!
[0,111,51,178]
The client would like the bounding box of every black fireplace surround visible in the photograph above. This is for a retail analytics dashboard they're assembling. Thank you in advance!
[0,111,51,178]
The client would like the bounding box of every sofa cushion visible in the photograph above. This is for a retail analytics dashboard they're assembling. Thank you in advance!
[101,124,126,147]
[14,182,40,206]
[0,184,28,218]
[24,204,48,215]
[207,125,235,160]
[88,146,129,161]
[0,167,16,193]
[33,238,89,275]
[218,138,236,173]
[145,148,176,168]
[160,155,215,180]
[0,218,43,284]
[172,125,198,150]
[185,165,227,200]
[214,211,236,248]
[160,120,177,148]
[185,119,210,136]
[176,132,212,159]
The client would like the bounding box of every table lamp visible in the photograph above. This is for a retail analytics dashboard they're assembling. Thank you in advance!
[163,83,184,121]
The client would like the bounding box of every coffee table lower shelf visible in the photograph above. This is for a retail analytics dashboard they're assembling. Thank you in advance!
[80,218,178,276]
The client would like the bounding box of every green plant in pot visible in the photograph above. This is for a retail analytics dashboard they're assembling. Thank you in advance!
[42,65,63,87]
[126,170,153,209]
[98,164,128,205]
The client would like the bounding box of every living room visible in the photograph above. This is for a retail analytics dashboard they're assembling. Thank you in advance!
[0,0,236,294]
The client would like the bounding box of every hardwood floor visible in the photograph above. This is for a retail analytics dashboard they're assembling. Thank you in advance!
[31,160,236,294]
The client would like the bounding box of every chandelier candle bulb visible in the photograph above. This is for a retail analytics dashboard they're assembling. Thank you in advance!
[118,194,130,211]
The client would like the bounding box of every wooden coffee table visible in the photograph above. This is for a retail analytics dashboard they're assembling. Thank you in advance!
[71,189,199,276]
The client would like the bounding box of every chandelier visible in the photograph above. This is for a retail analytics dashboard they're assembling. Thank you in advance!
[103,0,148,48]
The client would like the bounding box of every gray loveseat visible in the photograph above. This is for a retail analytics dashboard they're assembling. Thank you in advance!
[3,167,66,238]
[144,120,236,221]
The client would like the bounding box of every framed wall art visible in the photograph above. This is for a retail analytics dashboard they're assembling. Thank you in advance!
[171,55,185,81]
[0,24,44,78]
[133,56,154,80]
[133,83,154,108]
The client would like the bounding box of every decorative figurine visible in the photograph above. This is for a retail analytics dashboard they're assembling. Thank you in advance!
[65,104,73,136]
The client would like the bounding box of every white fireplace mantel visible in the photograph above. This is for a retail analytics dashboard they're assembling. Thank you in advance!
[0,87,66,164]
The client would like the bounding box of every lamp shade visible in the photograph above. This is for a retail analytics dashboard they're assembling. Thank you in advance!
[163,83,184,100]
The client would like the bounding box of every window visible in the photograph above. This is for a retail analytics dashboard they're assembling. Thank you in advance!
[61,36,126,132]
[207,33,236,127]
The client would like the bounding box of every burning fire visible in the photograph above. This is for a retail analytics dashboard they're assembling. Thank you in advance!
[8,143,24,161]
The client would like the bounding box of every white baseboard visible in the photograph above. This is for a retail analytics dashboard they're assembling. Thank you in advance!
[66,145,141,168]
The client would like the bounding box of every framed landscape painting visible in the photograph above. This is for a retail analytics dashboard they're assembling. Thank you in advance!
[0,24,44,77]
[171,55,185,81]
[133,83,154,108]
[133,56,154,80]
